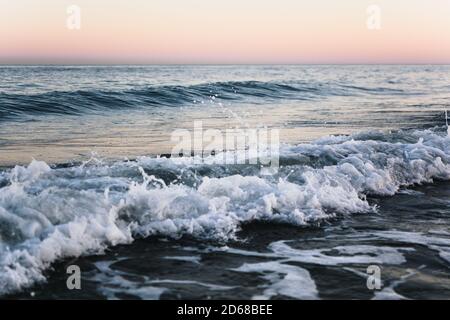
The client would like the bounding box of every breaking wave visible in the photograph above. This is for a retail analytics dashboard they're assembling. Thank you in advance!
[0,127,449,295]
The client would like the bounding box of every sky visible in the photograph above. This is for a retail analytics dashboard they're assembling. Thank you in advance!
[1,0,450,64]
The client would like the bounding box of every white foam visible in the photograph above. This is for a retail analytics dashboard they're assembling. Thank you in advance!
[163,255,202,264]
[226,241,412,299]
[372,230,450,264]
[91,260,167,300]
[89,259,233,299]
[233,261,318,300]
[0,128,449,295]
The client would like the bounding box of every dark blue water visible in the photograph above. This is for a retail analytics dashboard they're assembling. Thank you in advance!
[0,65,450,299]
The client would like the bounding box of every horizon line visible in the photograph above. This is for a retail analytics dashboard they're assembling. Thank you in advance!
[1,63,450,66]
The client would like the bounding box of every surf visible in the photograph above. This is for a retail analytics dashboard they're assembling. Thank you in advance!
[0,126,449,295]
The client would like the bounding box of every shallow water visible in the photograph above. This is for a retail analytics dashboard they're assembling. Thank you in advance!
[0,65,450,299]
[6,181,450,300]
[1,65,448,165]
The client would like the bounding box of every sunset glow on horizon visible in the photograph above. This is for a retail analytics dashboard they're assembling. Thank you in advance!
[1,0,450,64]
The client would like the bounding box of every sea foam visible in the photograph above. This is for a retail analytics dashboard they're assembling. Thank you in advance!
[0,127,449,295]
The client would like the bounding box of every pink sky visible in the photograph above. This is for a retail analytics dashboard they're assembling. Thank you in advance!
[1,0,450,64]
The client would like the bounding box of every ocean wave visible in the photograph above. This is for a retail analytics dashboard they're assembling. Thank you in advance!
[0,80,411,121]
[0,127,449,295]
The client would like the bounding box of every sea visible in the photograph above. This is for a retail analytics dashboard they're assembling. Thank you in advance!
[0,65,449,299]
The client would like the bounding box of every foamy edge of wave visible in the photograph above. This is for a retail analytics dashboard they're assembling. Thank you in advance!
[0,128,449,295]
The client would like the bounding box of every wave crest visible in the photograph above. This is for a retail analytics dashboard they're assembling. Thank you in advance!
[0,80,408,120]
[0,128,449,295]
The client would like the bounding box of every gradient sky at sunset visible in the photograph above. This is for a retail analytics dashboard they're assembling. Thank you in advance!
[1,0,450,64]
